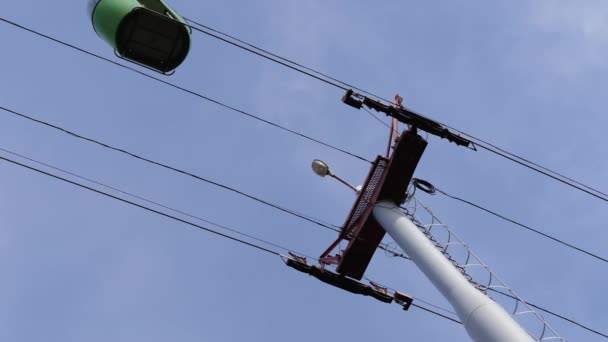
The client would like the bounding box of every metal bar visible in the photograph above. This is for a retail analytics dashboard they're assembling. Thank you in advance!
[319,236,344,261]
[386,123,394,158]
[331,174,359,193]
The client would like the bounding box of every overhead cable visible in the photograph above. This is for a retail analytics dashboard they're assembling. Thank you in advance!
[184,17,387,101]
[488,288,608,339]
[0,105,405,259]
[363,275,457,317]
[184,18,394,131]
[185,19,348,91]
[0,17,371,165]
[4,15,602,335]
[363,107,392,129]
[0,146,309,258]
[0,151,454,326]
[6,16,602,204]
[412,178,608,265]
[0,153,281,256]
[185,17,608,203]
[0,105,339,232]
[411,304,461,325]
[475,143,608,202]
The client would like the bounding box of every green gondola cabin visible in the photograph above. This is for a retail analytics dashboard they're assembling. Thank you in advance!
[89,0,191,73]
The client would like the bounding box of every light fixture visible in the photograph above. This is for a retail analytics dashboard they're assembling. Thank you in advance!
[312,159,331,177]
[311,159,359,193]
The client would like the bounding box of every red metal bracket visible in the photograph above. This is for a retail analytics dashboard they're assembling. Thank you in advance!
[320,128,427,280]
[342,90,472,148]
[284,254,413,309]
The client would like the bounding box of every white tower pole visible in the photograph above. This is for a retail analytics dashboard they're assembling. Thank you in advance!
[373,201,533,342]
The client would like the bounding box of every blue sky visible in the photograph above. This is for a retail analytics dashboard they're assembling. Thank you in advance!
[1,1,607,341]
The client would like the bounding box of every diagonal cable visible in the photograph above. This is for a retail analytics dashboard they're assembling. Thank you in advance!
[0,17,371,164]
[184,17,608,203]
[435,186,608,265]
[0,105,405,259]
[0,105,339,233]
[0,149,454,326]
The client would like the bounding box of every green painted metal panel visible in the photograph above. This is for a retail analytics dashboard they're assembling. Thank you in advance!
[91,0,191,48]
[91,0,141,48]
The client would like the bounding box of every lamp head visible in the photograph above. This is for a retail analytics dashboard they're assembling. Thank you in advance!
[311,159,331,177]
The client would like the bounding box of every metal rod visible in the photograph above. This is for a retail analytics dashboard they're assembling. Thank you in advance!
[386,124,394,158]
[330,173,359,193]
[373,201,533,342]
[387,96,401,157]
